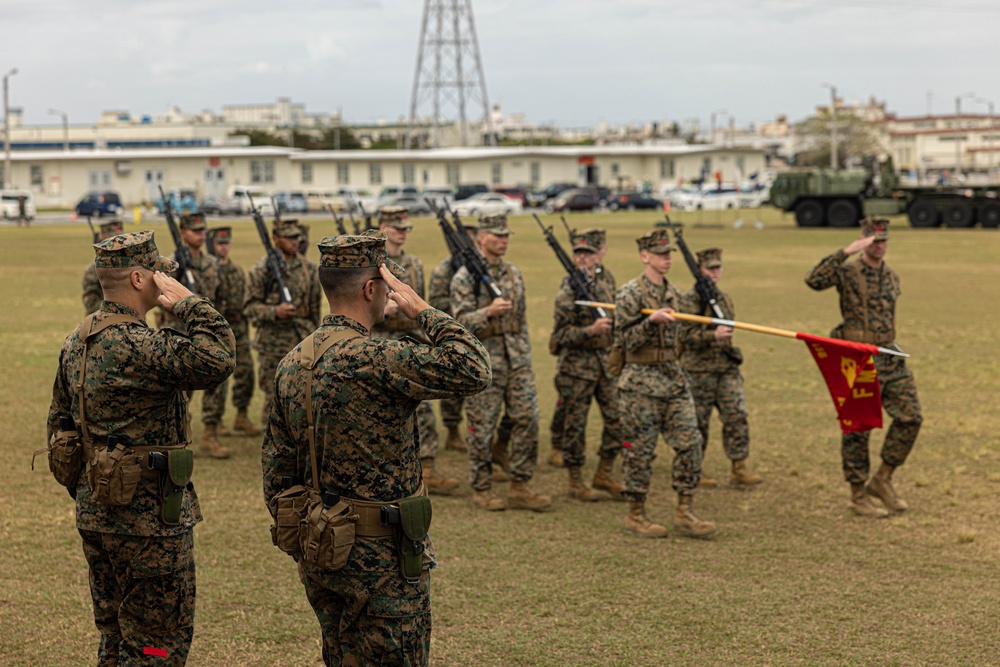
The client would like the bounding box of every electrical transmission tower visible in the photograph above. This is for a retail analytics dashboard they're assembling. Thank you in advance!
[406,0,496,149]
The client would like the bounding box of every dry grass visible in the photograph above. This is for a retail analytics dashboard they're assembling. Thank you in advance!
[3,207,1000,666]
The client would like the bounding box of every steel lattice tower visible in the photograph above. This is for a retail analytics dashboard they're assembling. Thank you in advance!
[406,0,495,149]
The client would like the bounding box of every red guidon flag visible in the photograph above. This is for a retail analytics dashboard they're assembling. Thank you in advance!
[796,333,883,433]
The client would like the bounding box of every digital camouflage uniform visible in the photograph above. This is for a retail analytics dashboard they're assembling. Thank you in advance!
[243,221,323,425]
[805,240,922,484]
[428,256,466,432]
[47,231,235,667]
[263,234,491,667]
[201,251,255,420]
[451,252,540,490]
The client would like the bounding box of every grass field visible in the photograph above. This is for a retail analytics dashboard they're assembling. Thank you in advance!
[3,207,999,666]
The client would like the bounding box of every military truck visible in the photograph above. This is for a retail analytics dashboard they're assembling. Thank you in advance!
[769,158,1000,229]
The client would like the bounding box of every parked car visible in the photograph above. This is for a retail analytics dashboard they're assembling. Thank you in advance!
[738,183,770,208]
[380,195,432,217]
[227,186,273,216]
[527,182,577,207]
[421,187,454,211]
[305,190,348,212]
[451,193,523,218]
[0,190,36,220]
[668,187,742,211]
[75,191,123,218]
[273,190,309,215]
[453,183,490,201]
[492,185,528,206]
[154,188,198,215]
[588,186,613,208]
[337,187,378,214]
[608,192,663,211]
[199,194,241,216]
[377,185,419,208]
[544,189,599,213]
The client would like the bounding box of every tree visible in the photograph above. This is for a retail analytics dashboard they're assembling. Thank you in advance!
[230,129,287,147]
[793,112,884,168]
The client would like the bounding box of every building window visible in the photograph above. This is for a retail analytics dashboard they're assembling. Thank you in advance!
[611,163,620,176]
[370,163,382,185]
[30,165,44,191]
[301,163,313,185]
[251,160,274,184]
[402,163,415,185]
[446,163,460,186]
[702,157,712,179]
[736,156,745,174]
[337,162,350,184]
[491,162,502,185]
[530,161,540,187]
[659,158,675,179]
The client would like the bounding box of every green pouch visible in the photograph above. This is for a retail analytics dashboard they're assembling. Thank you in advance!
[161,449,194,525]
[397,496,432,583]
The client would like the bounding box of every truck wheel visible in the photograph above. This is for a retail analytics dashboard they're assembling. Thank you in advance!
[794,200,824,227]
[827,199,859,228]
[978,201,1000,228]
[943,201,974,228]
[907,201,939,228]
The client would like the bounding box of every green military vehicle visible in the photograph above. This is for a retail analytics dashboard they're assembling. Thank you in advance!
[769,158,1000,229]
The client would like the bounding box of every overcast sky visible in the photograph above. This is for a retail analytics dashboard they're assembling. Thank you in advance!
[4,0,1000,131]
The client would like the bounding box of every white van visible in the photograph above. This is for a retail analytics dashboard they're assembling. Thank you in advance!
[0,190,36,221]
[227,186,274,216]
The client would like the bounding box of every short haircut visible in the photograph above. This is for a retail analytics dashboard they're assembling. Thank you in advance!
[319,266,380,303]
[96,265,147,292]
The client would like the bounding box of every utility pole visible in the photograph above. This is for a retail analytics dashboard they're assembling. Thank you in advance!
[955,92,976,180]
[822,83,837,168]
[3,67,17,189]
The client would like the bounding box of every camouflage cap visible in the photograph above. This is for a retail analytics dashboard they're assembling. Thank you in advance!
[93,230,179,272]
[99,220,124,241]
[572,227,606,253]
[479,214,514,235]
[208,226,232,243]
[316,231,406,278]
[379,206,410,228]
[861,217,890,240]
[179,211,206,231]
[636,228,674,254]
[273,218,302,238]
[697,247,723,268]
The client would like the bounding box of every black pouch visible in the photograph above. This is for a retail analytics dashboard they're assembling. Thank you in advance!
[396,496,432,583]
[268,484,316,559]
[87,439,142,506]
[160,449,193,525]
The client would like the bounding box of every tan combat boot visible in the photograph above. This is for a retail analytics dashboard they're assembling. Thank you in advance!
[851,483,890,518]
[233,409,262,436]
[421,458,460,495]
[730,460,763,487]
[624,501,669,538]
[674,494,718,539]
[471,488,507,511]
[508,481,553,512]
[591,457,626,499]
[867,463,909,512]
[567,467,604,502]
[445,426,467,452]
[547,448,564,468]
[215,421,231,437]
[699,475,719,489]
[492,437,510,483]
[199,424,231,459]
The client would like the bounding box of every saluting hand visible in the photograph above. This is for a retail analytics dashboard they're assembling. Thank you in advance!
[153,272,194,312]
[648,308,677,324]
[379,263,431,320]
[844,236,874,256]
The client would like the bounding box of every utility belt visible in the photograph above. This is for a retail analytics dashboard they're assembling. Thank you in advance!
[479,319,521,340]
[375,317,419,333]
[581,333,613,350]
[842,326,895,346]
[625,346,676,364]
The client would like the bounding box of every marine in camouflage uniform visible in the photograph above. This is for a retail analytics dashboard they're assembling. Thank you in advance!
[451,214,552,512]
[263,232,491,667]
[614,228,716,539]
[47,231,235,666]
[679,247,762,488]
[805,218,922,517]
[82,220,124,314]
[549,228,627,502]
[243,218,323,426]
[202,226,261,438]
[373,207,458,494]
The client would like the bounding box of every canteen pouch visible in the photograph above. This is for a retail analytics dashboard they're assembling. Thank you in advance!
[268,484,316,559]
[160,449,193,525]
[607,343,625,377]
[396,495,432,583]
[87,443,142,507]
[299,498,357,571]
[45,421,84,489]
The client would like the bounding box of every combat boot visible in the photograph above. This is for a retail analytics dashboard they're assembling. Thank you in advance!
[508,482,553,512]
[215,421,231,437]
[698,475,719,489]
[867,463,909,512]
[421,458,460,495]
[233,409,262,436]
[851,483,890,518]
[198,424,231,459]
[445,426,467,452]
[492,436,510,482]
[674,494,718,539]
[471,488,507,511]
[625,501,669,538]
[730,460,763,487]
[591,457,626,499]
[547,448,564,468]
[567,466,604,502]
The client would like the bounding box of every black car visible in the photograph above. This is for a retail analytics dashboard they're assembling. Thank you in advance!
[75,191,123,218]
[527,182,577,207]
[453,183,490,201]
[608,192,663,211]
[545,189,599,213]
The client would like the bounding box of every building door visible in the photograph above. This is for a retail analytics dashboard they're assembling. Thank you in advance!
[89,170,113,191]
[144,169,164,202]
[204,167,226,197]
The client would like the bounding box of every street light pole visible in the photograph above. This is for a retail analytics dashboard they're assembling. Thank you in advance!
[48,108,68,151]
[3,67,18,189]
[822,83,837,168]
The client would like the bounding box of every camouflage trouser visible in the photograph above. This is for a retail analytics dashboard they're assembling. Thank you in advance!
[438,397,464,430]
[549,376,565,452]
[555,372,625,469]
[619,387,703,500]
[416,401,440,460]
[687,368,750,463]
[200,383,225,425]
[258,353,283,426]
[842,355,922,484]
[465,359,540,490]
[301,548,430,667]
[231,333,255,411]
[79,528,195,667]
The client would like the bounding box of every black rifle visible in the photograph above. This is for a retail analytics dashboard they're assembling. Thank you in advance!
[86,216,98,244]
[560,216,575,246]
[428,200,503,300]
[205,231,216,258]
[426,198,463,273]
[329,205,348,236]
[662,214,726,320]
[271,196,282,224]
[533,214,608,319]
[347,207,362,234]
[158,185,197,293]
[358,202,376,231]
[248,197,293,305]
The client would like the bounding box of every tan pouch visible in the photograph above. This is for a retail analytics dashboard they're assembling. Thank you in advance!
[607,343,625,377]
[299,497,358,571]
[86,441,142,506]
[47,420,84,489]
[269,484,316,559]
